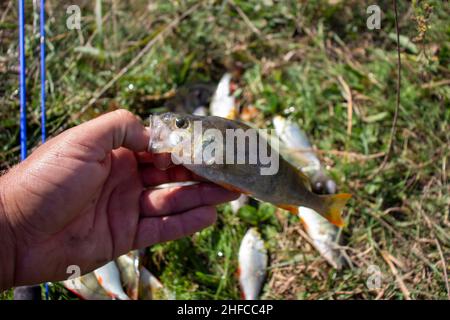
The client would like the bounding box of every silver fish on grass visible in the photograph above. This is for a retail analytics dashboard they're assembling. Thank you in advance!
[165,83,216,115]
[238,228,268,300]
[272,115,336,195]
[210,73,238,120]
[93,261,131,300]
[273,116,344,269]
[116,252,140,300]
[138,265,174,300]
[63,272,111,300]
[298,207,344,269]
[116,251,171,300]
[63,252,170,300]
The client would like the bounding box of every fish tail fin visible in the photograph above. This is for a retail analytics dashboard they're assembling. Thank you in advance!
[319,193,352,227]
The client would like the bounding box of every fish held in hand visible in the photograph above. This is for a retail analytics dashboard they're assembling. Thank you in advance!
[147,112,351,227]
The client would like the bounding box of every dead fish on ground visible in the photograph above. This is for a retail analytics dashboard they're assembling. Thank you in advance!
[115,251,172,300]
[148,113,351,227]
[63,252,170,300]
[273,116,345,268]
[238,228,268,300]
[139,266,173,300]
[63,272,111,300]
[298,207,344,269]
[210,73,238,120]
[93,261,131,300]
[164,83,216,116]
[116,253,140,299]
[273,115,336,195]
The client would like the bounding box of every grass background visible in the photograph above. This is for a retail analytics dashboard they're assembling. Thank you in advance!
[0,0,449,299]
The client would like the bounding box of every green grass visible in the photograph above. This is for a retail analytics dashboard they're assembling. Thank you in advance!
[1,0,449,299]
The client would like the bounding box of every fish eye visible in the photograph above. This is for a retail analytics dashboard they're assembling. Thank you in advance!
[313,182,323,194]
[175,118,188,129]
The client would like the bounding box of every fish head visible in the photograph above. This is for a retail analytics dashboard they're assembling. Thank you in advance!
[149,112,237,166]
[148,112,196,154]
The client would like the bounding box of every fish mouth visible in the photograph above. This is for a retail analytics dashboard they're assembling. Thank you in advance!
[147,114,157,152]
[147,114,173,153]
[148,115,152,150]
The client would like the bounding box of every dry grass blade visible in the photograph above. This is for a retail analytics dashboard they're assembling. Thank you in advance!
[337,76,353,137]
[421,79,450,89]
[434,239,450,300]
[381,250,411,300]
[291,148,385,162]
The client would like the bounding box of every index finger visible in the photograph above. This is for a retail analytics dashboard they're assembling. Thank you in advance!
[135,151,173,170]
[140,165,207,187]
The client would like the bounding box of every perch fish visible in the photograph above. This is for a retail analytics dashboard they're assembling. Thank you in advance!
[148,113,351,226]
[273,116,344,268]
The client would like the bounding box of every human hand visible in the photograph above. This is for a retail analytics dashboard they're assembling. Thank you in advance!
[0,109,239,290]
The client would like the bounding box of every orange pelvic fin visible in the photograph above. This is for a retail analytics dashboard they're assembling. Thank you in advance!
[278,204,300,215]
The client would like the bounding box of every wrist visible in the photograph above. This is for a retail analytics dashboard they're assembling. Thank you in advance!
[0,174,17,291]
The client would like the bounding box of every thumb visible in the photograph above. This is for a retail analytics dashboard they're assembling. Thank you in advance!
[69,109,150,153]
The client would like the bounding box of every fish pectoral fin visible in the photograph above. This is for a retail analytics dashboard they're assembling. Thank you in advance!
[278,204,300,215]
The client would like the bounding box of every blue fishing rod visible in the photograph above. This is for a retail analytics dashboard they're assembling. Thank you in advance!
[14,0,49,300]
[19,0,27,160]
[40,0,49,299]
[14,0,39,301]
[40,0,47,144]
